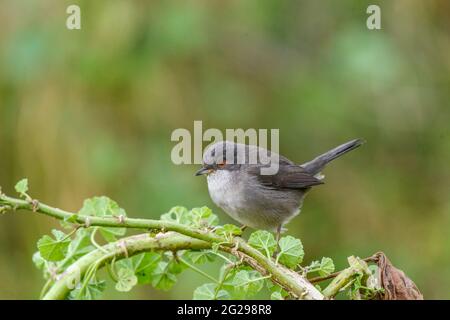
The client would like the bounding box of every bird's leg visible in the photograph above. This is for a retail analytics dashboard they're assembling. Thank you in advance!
[273,225,282,259]
[240,225,248,232]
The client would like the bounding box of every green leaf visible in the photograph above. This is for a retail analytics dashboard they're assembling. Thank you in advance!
[184,250,216,265]
[69,279,106,300]
[215,224,242,238]
[59,214,79,229]
[117,252,162,284]
[277,235,304,268]
[230,270,264,298]
[115,268,138,292]
[211,242,220,253]
[32,251,49,275]
[161,206,191,224]
[248,230,277,257]
[135,253,162,284]
[266,280,288,300]
[37,230,71,262]
[190,207,219,227]
[318,257,335,277]
[151,261,178,290]
[306,260,321,270]
[167,256,188,274]
[78,196,127,241]
[348,272,365,299]
[305,257,335,277]
[193,283,229,300]
[161,206,219,228]
[78,196,127,218]
[32,251,53,279]
[64,214,79,223]
[15,178,28,196]
[64,229,95,264]
[32,251,45,270]
[270,291,283,300]
[99,227,123,242]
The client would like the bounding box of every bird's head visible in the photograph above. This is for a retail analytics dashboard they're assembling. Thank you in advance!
[195,141,243,176]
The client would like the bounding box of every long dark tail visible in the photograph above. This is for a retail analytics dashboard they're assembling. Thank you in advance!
[301,139,365,175]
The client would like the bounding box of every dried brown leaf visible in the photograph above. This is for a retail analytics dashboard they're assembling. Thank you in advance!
[371,252,423,300]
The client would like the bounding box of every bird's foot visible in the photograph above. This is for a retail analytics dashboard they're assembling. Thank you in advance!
[272,225,282,260]
[272,244,281,261]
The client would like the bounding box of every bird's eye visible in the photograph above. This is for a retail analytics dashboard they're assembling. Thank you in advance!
[217,161,226,168]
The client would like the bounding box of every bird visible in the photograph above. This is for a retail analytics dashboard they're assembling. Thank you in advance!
[195,139,365,244]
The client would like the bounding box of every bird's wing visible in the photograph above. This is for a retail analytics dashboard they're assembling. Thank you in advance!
[247,165,324,190]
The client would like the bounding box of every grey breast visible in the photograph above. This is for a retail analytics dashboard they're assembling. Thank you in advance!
[207,165,308,231]
[205,142,322,231]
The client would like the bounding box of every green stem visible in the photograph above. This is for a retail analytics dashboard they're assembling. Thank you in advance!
[61,227,79,242]
[106,256,118,282]
[42,232,211,300]
[90,227,108,253]
[322,256,371,298]
[235,275,272,287]
[0,193,323,300]
[208,251,235,264]
[40,278,53,299]
[214,264,234,298]
[227,238,323,300]
[179,257,219,284]
[0,194,223,244]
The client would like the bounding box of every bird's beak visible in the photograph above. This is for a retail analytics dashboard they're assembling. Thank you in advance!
[195,166,211,176]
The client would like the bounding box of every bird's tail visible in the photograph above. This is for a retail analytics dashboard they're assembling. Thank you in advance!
[301,138,365,174]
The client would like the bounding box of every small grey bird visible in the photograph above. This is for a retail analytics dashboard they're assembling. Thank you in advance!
[195,139,364,242]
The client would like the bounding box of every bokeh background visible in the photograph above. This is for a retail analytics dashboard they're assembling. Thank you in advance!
[0,0,449,299]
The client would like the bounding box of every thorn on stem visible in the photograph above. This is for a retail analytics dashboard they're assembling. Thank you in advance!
[31,199,40,212]
[118,240,128,258]
[115,214,125,224]
[84,217,91,228]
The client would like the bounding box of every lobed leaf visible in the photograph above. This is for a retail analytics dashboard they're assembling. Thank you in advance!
[37,230,71,262]
[151,261,178,291]
[248,230,277,258]
[78,196,127,241]
[115,268,138,292]
[270,291,284,300]
[117,252,162,284]
[190,207,219,227]
[214,224,242,238]
[193,283,229,300]
[184,250,216,265]
[230,270,264,298]
[277,235,304,268]
[318,257,335,277]
[160,206,191,224]
[15,178,28,196]
[161,206,219,228]
[69,279,106,300]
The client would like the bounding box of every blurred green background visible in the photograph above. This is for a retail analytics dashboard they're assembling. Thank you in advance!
[0,0,449,299]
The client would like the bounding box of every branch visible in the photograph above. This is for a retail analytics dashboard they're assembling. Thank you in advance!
[0,194,222,244]
[308,271,341,284]
[228,238,323,300]
[322,256,372,298]
[0,193,323,300]
[42,232,210,300]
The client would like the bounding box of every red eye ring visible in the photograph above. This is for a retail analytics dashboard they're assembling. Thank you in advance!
[217,161,226,168]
